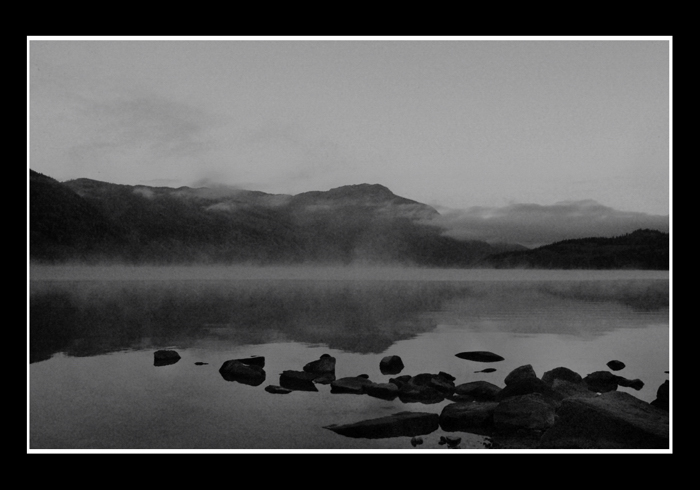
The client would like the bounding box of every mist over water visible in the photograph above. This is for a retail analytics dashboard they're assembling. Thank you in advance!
[29,265,669,450]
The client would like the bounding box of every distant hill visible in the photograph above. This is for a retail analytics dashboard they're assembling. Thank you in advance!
[29,170,505,266]
[476,229,669,270]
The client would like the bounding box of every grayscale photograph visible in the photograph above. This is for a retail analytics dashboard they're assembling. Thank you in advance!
[28,36,671,453]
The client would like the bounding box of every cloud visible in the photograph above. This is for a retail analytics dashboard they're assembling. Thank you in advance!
[428,200,669,248]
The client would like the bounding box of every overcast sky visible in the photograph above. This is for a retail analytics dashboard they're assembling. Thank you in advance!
[28,37,670,246]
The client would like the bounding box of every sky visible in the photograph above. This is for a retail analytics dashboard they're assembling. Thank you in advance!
[28,37,671,246]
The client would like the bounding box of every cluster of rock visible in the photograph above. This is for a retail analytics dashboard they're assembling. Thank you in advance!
[152,349,670,450]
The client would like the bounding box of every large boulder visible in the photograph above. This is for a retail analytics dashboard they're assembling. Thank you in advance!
[650,380,669,411]
[583,371,620,393]
[550,379,598,400]
[493,393,557,432]
[538,391,670,449]
[450,381,502,402]
[324,411,439,439]
[542,367,583,386]
[439,401,498,434]
[153,349,181,366]
[219,360,266,386]
[495,377,563,403]
[504,365,537,385]
[379,355,405,375]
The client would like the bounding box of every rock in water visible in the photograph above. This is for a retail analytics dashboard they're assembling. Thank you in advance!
[607,360,626,371]
[279,370,319,392]
[455,351,504,363]
[219,360,266,386]
[380,355,405,375]
[154,350,181,366]
[324,411,439,439]
[504,365,537,385]
[538,391,669,449]
[475,368,497,373]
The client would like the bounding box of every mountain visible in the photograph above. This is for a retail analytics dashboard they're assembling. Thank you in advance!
[476,229,669,270]
[29,171,502,266]
[28,170,669,269]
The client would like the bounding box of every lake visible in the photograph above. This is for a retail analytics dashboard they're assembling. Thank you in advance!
[28,265,670,452]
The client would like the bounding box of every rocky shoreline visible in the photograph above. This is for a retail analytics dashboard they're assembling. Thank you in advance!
[154,349,670,450]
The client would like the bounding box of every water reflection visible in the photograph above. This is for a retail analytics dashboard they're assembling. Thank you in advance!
[30,278,668,364]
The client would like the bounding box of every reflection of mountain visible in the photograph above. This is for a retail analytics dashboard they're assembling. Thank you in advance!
[29,277,668,363]
[29,281,460,363]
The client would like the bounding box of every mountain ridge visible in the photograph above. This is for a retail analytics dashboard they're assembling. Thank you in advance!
[29,170,668,269]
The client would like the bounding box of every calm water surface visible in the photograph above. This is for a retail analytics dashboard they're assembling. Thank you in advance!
[28,266,670,451]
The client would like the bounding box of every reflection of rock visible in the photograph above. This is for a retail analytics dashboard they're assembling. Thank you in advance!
[324,411,439,439]
[455,351,504,363]
[650,380,669,411]
[279,370,319,392]
[607,360,626,371]
[440,401,498,433]
[380,355,405,375]
[154,349,181,366]
[538,391,669,449]
[219,360,266,386]
[265,385,292,394]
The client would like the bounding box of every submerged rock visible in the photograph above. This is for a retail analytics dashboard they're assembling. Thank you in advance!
[219,360,266,386]
[154,349,181,367]
[380,355,405,375]
[475,368,497,373]
[455,351,505,363]
[364,382,400,400]
[538,391,669,449]
[265,385,292,395]
[236,356,265,368]
[330,376,374,394]
[325,411,439,439]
